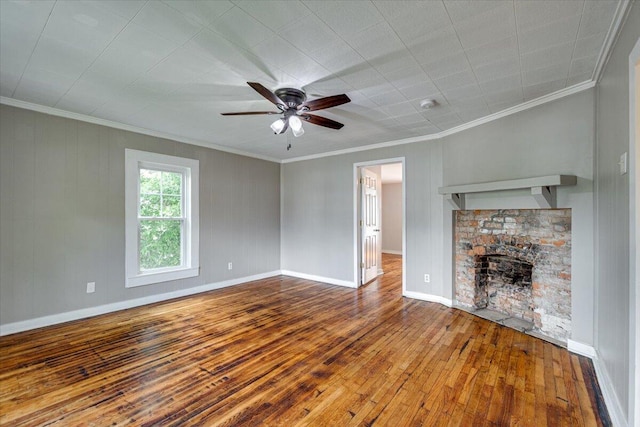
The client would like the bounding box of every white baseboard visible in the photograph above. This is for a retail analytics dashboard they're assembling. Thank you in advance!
[382,250,402,255]
[403,290,453,307]
[592,350,628,427]
[567,339,597,358]
[567,340,627,426]
[280,270,357,288]
[0,271,281,336]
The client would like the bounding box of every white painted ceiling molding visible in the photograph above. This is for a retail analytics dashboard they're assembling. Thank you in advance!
[0,78,597,165]
[281,80,595,163]
[593,0,632,83]
[0,96,281,163]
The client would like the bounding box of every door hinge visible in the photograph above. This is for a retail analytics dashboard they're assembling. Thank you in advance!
[359,220,363,227]
[360,262,365,268]
[359,178,364,184]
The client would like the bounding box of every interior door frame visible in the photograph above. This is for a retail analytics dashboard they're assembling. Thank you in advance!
[353,157,406,292]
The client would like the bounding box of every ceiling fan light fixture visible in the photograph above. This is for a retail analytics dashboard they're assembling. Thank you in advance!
[289,115,304,137]
[222,83,349,139]
[270,118,286,134]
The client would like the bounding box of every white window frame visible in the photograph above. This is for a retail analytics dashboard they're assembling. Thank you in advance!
[125,149,199,287]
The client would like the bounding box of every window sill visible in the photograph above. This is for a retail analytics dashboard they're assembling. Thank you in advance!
[126,267,199,288]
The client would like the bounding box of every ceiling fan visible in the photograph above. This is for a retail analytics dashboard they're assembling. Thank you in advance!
[221,82,350,137]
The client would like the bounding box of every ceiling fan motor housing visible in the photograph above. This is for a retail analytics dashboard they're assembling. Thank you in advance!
[275,88,307,109]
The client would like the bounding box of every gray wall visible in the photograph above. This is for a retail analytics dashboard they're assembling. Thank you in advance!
[281,88,595,346]
[595,3,639,423]
[281,142,443,291]
[381,183,402,254]
[0,105,281,325]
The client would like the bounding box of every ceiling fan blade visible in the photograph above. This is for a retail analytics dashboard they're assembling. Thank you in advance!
[220,111,281,116]
[299,94,350,112]
[300,114,344,130]
[247,82,285,107]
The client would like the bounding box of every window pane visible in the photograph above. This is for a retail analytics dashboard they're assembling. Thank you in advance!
[162,195,182,217]
[139,194,161,217]
[139,220,182,270]
[162,171,182,195]
[140,169,161,194]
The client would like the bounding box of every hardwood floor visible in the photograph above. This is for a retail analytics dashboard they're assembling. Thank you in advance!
[0,254,609,426]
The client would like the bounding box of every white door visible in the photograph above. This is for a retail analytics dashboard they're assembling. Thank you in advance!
[361,168,380,284]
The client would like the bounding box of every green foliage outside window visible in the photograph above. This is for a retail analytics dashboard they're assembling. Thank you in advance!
[138,169,183,270]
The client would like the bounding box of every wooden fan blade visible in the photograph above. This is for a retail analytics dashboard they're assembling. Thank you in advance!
[247,82,285,107]
[220,111,282,116]
[300,114,344,130]
[220,111,281,116]
[299,94,350,112]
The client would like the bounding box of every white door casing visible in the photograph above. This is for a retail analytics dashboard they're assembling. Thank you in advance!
[361,168,380,284]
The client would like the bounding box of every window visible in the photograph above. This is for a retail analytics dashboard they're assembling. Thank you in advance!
[125,149,199,287]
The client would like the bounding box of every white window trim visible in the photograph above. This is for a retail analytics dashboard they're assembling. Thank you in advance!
[125,149,199,287]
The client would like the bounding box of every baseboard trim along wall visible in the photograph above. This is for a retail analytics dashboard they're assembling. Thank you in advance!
[382,250,403,255]
[567,339,597,358]
[403,291,453,307]
[280,270,357,288]
[592,351,628,427]
[0,271,282,336]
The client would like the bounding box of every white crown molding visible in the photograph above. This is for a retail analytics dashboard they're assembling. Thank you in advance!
[438,80,596,137]
[0,97,281,164]
[282,80,596,164]
[0,270,282,336]
[280,270,357,288]
[281,133,440,164]
[0,80,596,165]
[593,0,633,83]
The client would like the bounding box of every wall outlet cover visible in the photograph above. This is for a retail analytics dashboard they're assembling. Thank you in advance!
[86,282,95,293]
[619,152,628,175]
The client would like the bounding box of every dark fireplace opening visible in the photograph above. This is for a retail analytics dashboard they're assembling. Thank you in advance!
[474,255,534,323]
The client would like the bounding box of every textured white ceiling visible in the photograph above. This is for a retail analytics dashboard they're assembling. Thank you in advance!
[0,0,621,161]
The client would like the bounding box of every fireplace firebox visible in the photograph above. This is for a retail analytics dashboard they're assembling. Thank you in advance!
[454,209,571,342]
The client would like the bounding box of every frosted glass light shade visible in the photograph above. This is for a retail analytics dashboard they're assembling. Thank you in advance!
[289,116,304,137]
[270,119,286,134]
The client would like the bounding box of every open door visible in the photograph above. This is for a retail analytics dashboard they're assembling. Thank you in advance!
[361,168,380,284]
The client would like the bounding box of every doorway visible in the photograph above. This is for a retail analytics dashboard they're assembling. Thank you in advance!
[353,158,405,291]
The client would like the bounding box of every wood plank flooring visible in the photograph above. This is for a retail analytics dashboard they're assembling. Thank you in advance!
[0,254,610,426]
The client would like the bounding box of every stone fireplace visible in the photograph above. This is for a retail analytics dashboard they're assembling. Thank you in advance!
[454,209,571,343]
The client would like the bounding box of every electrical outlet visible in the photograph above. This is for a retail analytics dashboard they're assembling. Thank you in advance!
[86,282,95,293]
[619,152,628,175]
[424,274,430,283]
[228,262,233,270]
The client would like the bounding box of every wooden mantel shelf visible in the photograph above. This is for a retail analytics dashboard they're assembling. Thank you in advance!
[438,175,577,210]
